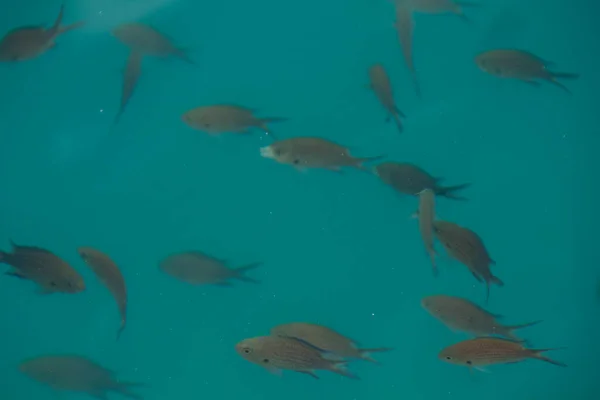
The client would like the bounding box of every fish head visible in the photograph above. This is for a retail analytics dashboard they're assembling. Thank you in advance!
[52,268,86,293]
[260,142,294,165]
[182,109,214,131]
[438,344,468,366]
[77,246,94,263]
[474,52,499,75]
[235,337,265,364]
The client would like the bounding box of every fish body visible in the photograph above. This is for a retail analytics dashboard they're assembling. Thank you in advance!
[0,5,84,62]
[77,247,128,340]
[475,49,579,94]
[260,137,384,172]
[368,64,405,133]
[421,295,541,340]
[159,251,260,286]
[374,162,470,200]
[439,337,567,368]
[19,355,143,399]
[182,104,285,137]
[270,322,392,363]
[113,51,144,129]
[235,335,359,379]
[409,0,471,16]
[416,189,437,275]
[432,221,502,302]
[0,241,85,294]
[394,3,419,96]
[112,22,193,64]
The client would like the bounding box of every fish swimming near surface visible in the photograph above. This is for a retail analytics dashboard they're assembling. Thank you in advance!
[182,104,286,138]
[159,251,261,286]
[77,247,128,340]
[0,241,85,294]
[112,22,194,64]
[260,137,384,172]
[421,295,542,341]
[368,63,406,133]
[270,322,392,363]
[414,188,438,276]
[439,337,567,370]
[235,335,359,379]
[374,162,470,200]
[475,49,579,94]
[432,220,502,302]
[19,354,144,399]
[0,4,84,62]
[112,50,144,132]
[394,2,420,96]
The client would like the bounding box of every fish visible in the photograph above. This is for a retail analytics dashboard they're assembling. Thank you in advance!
[270,322,392,363]
[19,354,144,399]
[260,137,384,172]
[0,241,85,294]
[432,220,502,302]
[77,247,128,340]
[394,2,420,96]
[409,0,478,20]
[235,335,359,379]
[475,49,579,94]
[421,295,542,341]
[368,64,406,133]
[0,4,84,62]
[112,22,194,64]
[415,189,437,276]
[182,104,286,137]
[373,162,470,200]
[159,251,261,286]
[439,337,567,370]
[112,50,144,132]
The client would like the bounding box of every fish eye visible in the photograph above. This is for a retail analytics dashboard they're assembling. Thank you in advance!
[466,361,472,365]
[262,359,269,363]
[50,282,57,287]
[445,356,452,360]
[293,159,300,165]
[243,348,251,354]
[68,282,73,288]
[274,149,282,156]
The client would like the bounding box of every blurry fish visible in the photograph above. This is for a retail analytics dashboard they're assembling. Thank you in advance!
[112,22,194,64]
[270,322,392,363]
[368,64,406,133]
[439,337,567,370]
[432,221,502,302]
[394,2,420,96]
[422,295,542,341]
[0,241,85,294]
[409,0,477,20]
[159,251,261,286]
[374,162,470,200]
[0,4,84,62]
[77,247,128,340]
[182,104,286,137]
[235,335,359,379]
[260,137,384,172]
[414,188,438,276]
[475,49,579,94]
[112,51,144,132]
[20,354,143,399]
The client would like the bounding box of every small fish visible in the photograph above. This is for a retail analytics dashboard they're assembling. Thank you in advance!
[422,295,542,341]
[409,0,477,20]
[432,220,502,302]
[0,4,84,62]
[0,241,85,294]
[182,104,286,137]
[475,49,579,94]
[368,64,406,133]
[112,22,193,64]
[19,354,144,399]
[112,51,144,131]
[439,337,567,370]
[374,162,470,200]
[235,335,359,379]
[77,247,128,340]
[415,189,437,276]
[394,2,420,96]
[260,137,384,172]
[270,322,392,363]
[159,251,261,286]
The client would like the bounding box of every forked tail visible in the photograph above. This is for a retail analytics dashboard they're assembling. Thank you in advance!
[436,183,471,200]
[529,348,568,367]
[547,71,579,94]
[234,262,262,284]
[112,381,145,400]
[358,347,394,364]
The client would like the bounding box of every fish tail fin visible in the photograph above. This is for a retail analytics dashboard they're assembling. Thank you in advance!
[358,347,393,364]
[491,275,504,287]
[329,361,360,380]
[58,21,85,35]
[391,112,404,134]
[436,183,471,200]
[545,72,579,94]
[507,320,543,333]
[551,71,580,80]
[355,155,387,171]
[48,4,65,37]
[234,262,262,283]
[113,381,145,400]
[0,251,5,262]
[529,348,568,367]
[175,48,196,65]
[116,320,126,341]
[429,250,439,277]
[258,117,287,140]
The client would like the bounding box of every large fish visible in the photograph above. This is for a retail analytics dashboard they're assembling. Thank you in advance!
[0,4,84,62]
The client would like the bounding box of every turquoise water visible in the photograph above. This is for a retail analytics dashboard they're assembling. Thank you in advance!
[1,0,598,399]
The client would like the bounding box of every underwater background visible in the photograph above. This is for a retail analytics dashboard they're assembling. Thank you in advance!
[0,0,598,399]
